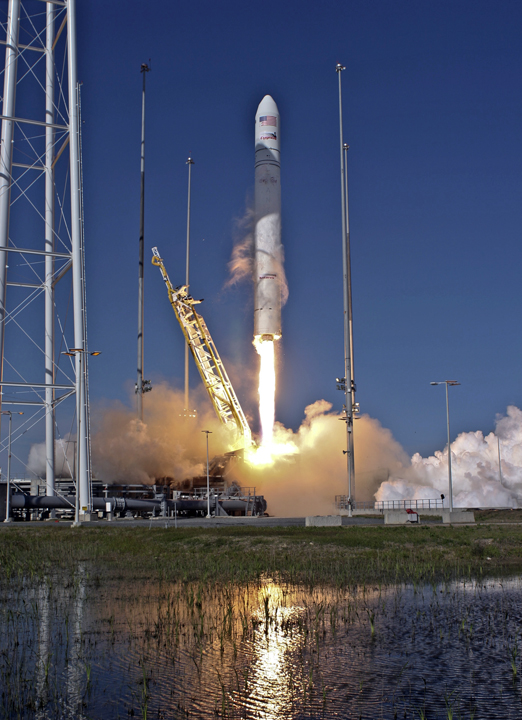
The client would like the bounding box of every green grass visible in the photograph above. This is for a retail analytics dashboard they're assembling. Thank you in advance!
[475,508,522,523]
[2,523,522,585]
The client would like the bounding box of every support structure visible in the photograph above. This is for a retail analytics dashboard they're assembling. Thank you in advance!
[152,247,252,447]
[45,2,55,498]
[0,0,91,514]
[0,0,21,401]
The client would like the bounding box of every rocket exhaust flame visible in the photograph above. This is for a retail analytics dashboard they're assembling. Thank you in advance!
[255,335,275,449]
[246,336,298,467]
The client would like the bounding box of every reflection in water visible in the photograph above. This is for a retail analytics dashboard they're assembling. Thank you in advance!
[36,583,51,718]
[65,564,87,720]
[247,583,306,718]
[2,573,522,718]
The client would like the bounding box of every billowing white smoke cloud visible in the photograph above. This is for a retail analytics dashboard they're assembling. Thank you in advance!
[27,437,76,478]
[225,206,255,288]
[376,405,522,508]
[26,391,522,511]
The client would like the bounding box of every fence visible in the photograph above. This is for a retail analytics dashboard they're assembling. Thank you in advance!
[335,496,445,511]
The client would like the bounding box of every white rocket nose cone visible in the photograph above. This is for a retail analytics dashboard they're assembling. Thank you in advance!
[256,95,279,117]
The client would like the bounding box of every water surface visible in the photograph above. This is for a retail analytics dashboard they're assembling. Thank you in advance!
[2,570,522,718]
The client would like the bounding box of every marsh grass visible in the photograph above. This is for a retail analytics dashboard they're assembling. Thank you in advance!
[2,524,522,587]
[2,525,522,718]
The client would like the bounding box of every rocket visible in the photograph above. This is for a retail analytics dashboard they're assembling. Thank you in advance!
[254,95,282,341]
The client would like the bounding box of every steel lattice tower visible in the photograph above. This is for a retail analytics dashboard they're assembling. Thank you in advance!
[0,0,91,513]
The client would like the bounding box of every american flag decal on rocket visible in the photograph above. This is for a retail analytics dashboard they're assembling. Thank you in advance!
[260,116,277,126]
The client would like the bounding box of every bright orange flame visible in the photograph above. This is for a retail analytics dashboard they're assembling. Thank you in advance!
[255,337,275,449]
[246,337,298,467]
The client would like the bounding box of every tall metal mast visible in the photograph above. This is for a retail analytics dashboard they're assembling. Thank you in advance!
[45,2,55,499]
[184,156,194,414]
[0,0,21,419]
[67,0,89,513]
[336,63,355,505]
[0,0,91,516]
[137,63,150,422]
[343,140,357,460]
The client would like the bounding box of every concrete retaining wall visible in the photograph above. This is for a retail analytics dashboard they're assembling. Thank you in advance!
[442,510,475,524]
[384,511,420,525]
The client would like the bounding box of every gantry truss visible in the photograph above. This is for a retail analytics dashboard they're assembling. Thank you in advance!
[152,247,253,448]
[0,1,91,511]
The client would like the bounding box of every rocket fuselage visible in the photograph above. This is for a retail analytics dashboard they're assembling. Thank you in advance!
[254,95,282,340]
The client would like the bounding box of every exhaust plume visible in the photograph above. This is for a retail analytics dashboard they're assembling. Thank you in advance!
[377,405,522,508]
[241,401,408,515]
[27,437,76,478]
[225,207,255,289]
[29,386,522,513]
[225,205,288,305]
[91,385,233,484]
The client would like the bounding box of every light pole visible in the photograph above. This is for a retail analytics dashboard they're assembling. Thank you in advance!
[63,349,101,526]
[497,435,503,486]
[202,430,212,518]
[2,410,23,523]
[430,380,460,512]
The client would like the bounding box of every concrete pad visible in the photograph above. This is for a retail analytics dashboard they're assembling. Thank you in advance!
[305,515,342,527]
[442,510,475,524]
[79,512,97,522]
[384,510,420,525]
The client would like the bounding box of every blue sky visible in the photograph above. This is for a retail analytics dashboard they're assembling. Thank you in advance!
[9,0,520,473]
[75,0,522,460]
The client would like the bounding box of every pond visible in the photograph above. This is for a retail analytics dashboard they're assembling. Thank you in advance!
[1,569,522,718]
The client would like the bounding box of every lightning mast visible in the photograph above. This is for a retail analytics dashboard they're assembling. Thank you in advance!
[336,63,357,507]
[136,63,151,421]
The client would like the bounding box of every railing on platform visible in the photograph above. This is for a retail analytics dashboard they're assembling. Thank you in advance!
[335,496,445,511]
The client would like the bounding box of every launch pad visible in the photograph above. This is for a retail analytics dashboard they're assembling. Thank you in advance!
[7,478,266,521]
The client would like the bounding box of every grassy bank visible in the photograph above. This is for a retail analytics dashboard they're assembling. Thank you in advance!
[475,508,522,523]
[2,523,522,585]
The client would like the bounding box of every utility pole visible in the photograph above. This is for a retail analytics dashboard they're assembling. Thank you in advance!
[137,63,151,422]
[2,410,22,522]
[430,380,460,512]
[497,435,503,486]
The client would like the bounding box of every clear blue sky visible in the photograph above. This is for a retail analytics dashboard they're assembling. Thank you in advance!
[70,0,521,462]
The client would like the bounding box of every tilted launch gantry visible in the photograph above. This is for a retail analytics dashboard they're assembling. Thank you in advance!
[151,247,253,448]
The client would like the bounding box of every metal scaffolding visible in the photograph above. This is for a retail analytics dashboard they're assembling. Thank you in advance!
[0,0,90,513]
[152,247,252,448]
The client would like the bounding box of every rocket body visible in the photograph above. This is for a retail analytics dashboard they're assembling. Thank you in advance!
[254,95,282,340]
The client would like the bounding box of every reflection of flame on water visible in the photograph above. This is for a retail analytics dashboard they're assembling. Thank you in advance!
[245,582,306,718]
[247,338,298,467]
